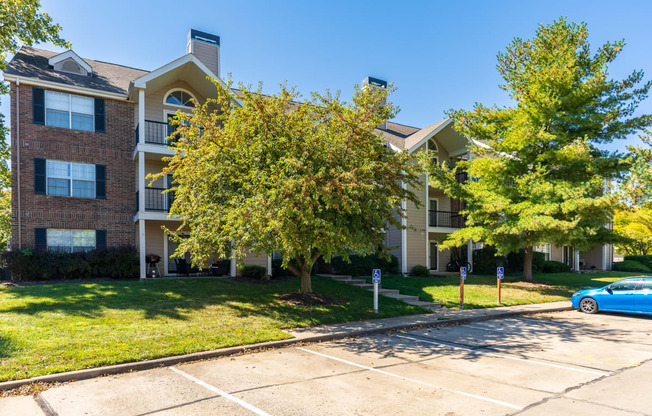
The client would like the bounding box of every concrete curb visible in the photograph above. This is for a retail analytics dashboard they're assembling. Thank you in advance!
[0,304,572,392]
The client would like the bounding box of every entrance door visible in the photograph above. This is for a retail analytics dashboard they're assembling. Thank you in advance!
[429,199,438,227]
[430,242,438,270]
[167,235,191,274]
[562,246,574,269]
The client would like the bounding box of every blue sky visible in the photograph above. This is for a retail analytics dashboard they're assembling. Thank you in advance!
[3,0,652,151]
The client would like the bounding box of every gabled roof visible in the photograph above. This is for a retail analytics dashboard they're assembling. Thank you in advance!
[4,46,148,96]
[405,119,452,153]
[48,50,92,74]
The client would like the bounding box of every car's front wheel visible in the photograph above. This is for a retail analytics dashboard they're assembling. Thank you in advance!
[579,297,599,314]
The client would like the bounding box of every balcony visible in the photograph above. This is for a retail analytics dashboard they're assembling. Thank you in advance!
[136,187,175,212]
[135,120,178,146]
[429,210,465,228]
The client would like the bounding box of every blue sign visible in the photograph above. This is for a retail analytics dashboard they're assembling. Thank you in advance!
[372,269,381,284]
[497,267,504,280]
[460,267,467,280]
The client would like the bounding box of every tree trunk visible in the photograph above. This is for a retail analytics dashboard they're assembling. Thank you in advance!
[300,265,312,293]
[522,246,534,282]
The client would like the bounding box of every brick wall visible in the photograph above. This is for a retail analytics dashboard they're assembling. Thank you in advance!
[10,84,136,249]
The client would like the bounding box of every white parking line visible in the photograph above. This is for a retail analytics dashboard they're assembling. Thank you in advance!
[297,347,523,410]
[627,349,652,355]
[169,366,273,416]
[395,335,610,377]
[463,324,526,336]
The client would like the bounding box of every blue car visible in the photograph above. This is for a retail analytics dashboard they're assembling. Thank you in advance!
[571,277,652,315]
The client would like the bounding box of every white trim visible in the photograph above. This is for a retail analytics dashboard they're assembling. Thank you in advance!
[48,50,93,74]
[401,180,408,275]
[267,255,272,276]
[407,119,454,154]
[133,144,175,159]
[133,211,180,222]
[427,137,439,152]
[163,88,197,108]
[429,241,439,271]
[139,219,146,280]
[138,88,145,145]
[425,176,429,269]
[3,74,128,100]
[163,230,169,276]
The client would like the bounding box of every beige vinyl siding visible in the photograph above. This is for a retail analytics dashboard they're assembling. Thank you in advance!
[549,244,564,263]
[385,218,403,270]
[192,41,219,76]
[406,145,428,270]
[145,81,205,121]
[580,245,606,271]
[144,221,165,259]
[144,159,167,188]
[241,252,270,276]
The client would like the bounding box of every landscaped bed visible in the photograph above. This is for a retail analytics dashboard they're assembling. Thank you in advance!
[0,276,427,382]
[363,271,646,309]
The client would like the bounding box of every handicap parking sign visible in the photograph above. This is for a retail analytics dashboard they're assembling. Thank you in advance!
[497,267,504,280]
[460,267,467,280]
[372,269,381,284]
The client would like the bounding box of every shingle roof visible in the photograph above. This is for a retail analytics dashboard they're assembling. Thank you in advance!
[375,121,421,150]
[403,119,449,150]
[4,46,149,96]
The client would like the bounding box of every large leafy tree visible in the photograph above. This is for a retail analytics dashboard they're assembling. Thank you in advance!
[428,18,652,281]
[614,205,652,256]
[157,81,422,293]
[621,134,652,206]
[1,0,69,188]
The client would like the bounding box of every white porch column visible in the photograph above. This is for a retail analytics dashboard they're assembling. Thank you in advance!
[267,255,272,277]
[467,239,473,273]
[138,151,146,213]
[574,249,580,273]
[401,180,408,275]
[230,241,237,277]
[163,231,169,276]
[138,88,145,145]
[425,175,429,270]
[139,219,146,280]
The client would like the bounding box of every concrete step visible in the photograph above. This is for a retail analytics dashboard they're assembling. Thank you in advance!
[382,293,419,302]
[353,283,374,289]
[402,299,442,309]
[348,279,366,284]
[377,288,400,296]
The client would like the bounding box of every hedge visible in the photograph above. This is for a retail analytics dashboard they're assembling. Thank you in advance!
[542,260,571,273]
[613,260,651,273]
[1,247,138,281]
[331,254,399,276]
[623,255,652,269]
[410,265,429,277]
[240,265,268,279]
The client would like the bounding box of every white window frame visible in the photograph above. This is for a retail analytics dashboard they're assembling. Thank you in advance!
[45,91,94,132]
[47,229,96,253]
[163,88,197,108]
[46,160,96,198]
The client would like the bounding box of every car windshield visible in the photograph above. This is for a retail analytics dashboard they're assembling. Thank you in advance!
[609,280,640,291]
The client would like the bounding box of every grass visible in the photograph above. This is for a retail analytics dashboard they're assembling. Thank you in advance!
[363,271,646,310]
[0,276,427,382]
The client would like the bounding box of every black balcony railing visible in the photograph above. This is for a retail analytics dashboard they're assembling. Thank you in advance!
[455,171,468,183]
[136,187,175,212]
[134,120,178,146]
[429,210,465,228]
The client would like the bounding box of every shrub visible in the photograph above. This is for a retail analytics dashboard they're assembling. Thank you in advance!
[623,255,652,269]
[331,254,399,276]
[1,247,138,281]
[613,260,651,272]
[542,260,571,273]
[410,265,429,277]
[507,249,545,273]
[240,265,268,279]
[472,246,506,274]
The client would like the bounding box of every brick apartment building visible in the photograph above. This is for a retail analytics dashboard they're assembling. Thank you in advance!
[3,29,613,279]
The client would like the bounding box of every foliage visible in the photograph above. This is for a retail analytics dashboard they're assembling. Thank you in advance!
[157,79,422,293]
[613,206,652,255]
[0,277,427,381]
[427,18,652,282]
[240,265,267,280]
[613,260,651,272]
[1,247,138,281]
[542,260,571,273]
[620,135,652,206]
[472,246,506,274]
[623,255,652,269]
[0,0,69,189]
[507,249,545,273]
[0,190,10,250]
[331,253,399,276]
[410,265,429,277]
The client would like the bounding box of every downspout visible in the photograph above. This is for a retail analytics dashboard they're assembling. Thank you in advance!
[15,79,21,249]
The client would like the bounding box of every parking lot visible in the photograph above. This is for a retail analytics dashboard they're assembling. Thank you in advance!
[23,311,652,415]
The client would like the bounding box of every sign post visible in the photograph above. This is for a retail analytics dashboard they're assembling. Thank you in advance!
[497,266,504,303]
[372,269,381,314]
[460,266,467,310]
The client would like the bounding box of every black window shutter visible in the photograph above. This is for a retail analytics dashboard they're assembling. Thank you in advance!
[34,158,46,194]
[95,164,106,199]
[95,230,107,251]
[94,98,105,133]
[33,88,45,125]
[35,228,47,252]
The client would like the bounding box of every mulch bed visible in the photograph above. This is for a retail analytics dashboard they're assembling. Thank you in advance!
[276,291,343,306]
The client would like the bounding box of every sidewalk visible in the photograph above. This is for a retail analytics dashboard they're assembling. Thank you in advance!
[0,301,572,415]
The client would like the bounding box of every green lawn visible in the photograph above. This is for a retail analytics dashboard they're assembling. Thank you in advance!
[0,276,426,382]
[364,271,646,309]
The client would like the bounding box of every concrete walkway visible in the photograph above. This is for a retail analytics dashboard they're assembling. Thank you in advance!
[1,301,573,415]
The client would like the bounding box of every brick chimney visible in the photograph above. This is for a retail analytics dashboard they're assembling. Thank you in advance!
[187,29,220,77]
[362,76,388,130]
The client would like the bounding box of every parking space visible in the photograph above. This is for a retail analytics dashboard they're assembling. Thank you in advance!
[37,311,652,415]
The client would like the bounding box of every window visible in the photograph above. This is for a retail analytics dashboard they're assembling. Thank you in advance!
[47,229,96,252]
[164,89,195,107]
[45,91,94,131]
[609,280,640,291]
[47,160,95,198]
